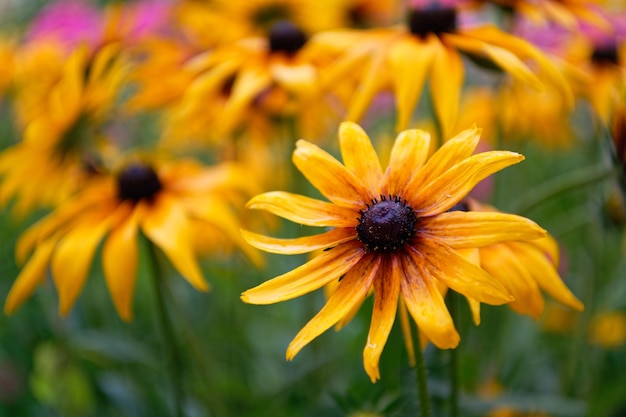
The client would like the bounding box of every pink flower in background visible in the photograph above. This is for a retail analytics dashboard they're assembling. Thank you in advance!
[117,0,173,43]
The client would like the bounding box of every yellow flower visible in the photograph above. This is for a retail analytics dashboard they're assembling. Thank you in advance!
[309,3,573,138]
[0,35,15,95]
[588,311,626,348]
[0,42,127,216]
[4,158,261,321]
[241,122,547,382]
[453,198,583,322]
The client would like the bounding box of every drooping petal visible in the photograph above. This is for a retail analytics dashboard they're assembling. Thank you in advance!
[241,227,355,255]
[345,45,389,124]
[420,211,546,248]
[430,43,464,140]
[398,299,416,366]
[241,240,365,305]
[141,194,208,291]
[286,253,380,360]
[102,202,140,321]
[404,126,481,192]
[411,241,513,305]
[383,129,431,196]
[401,251,460,349]
[4,236,57,314]
[339,122,383,197]
[480,244,545,319]
[364,256,400,382]
[409,151,524,216]
[51,206,119,316]
[389,35,437,132]
[221,67,272,134]
[508,241,583,311]
[293,140,370,208]
[246,191,358,227]
[457,248,482,325]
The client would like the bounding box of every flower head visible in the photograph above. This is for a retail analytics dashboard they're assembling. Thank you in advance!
[4,157,261,321]
[241,122,547,381]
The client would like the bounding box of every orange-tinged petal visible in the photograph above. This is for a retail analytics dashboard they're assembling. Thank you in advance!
[4,236,57,315]
[102,202,140,321]
[51,207,117,316]
[405,126,480,192]
[293,140,370,208]
[221,67,271,134]
[412,241,513,305]
[480,244,545,319]
[241,240,365,305]
[430,43,464,140]
[364,256,400,382]
[286,253,380,360]
[409,151,524,216]
[346,47,389,124]
[339,122,383,197]
[141,194,208,291]
[383,129,431,196]
[389,35,437,132]
[398,298,416,366]
[420,211,546,248]
[401,252,460,349]
[241,227,355,254]
[508,241,583,311]
[246,191,358,227]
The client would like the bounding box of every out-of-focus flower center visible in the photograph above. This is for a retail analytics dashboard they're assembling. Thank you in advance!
[268,20,307,54]
[591,42,619,66]
[408,5,457,38]
[356,195,417,253]
[117,164,162,202]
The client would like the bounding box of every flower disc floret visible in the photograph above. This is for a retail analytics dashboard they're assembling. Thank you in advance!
[117,164,162,202]
[357,195,417,253]
[408,5,457,38]
[269,20,307,54]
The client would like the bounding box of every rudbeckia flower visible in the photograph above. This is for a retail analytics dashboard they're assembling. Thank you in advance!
[4,158,261,321]
[450,198,583,321]
[241,122,548,382]
[0,42,127,216]
[309,2,573,138]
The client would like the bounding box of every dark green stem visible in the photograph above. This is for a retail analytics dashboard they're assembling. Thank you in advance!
[147,241,185,417]
[448,292,460,417]
[412,320,432,417]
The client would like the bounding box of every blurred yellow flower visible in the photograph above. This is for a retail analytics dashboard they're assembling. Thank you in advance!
[588,311,626,348]
[0,36,15,95]
[309,3,572,138]
[241,122,547,382]
[4,158,261,321]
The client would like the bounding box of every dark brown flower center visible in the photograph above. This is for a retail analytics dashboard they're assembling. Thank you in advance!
[268,20,307,54]
[117,164,162,202]
[356,195,417,253]
[591,42,619,66]
[408,5,457,38]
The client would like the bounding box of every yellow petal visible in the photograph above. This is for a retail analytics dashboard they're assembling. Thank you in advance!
[409,151,524,216]
[401,252,460,349]
[508,242,583,311]
[389,36,437,132]
[411,241,513,305]
[246,191,358,227]
[4,237,57,315]
[430,43,464,140]
[405,126,481,192]
[345,47,389,124]
[102,203,140,321]
[51,208,116,316]
[221,67,272,134]
[339,122,383,197]
[293,140,370,208]
[420,211,546,248]
[287,253,380,360]
[241,227,355,254]
[383,129,431,196]
[457,248,482,325]
[141,194,208,291]
[364,256,400,382]
[241,240,365,305]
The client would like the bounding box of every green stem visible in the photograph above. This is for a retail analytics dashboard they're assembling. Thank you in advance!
[512,163,616,215]
[146,241,185,417]
[412,321,432,417]
[448,292,460,417]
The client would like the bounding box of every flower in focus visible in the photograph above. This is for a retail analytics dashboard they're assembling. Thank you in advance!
[4,157,261,321]
[0,43,128,216]
[241,122,548,381]
[450,198,583,322]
